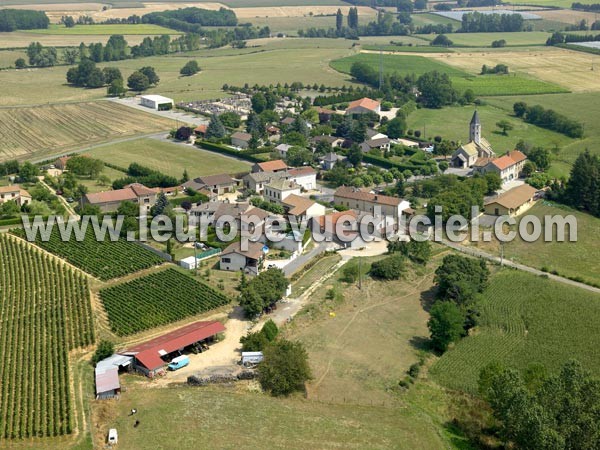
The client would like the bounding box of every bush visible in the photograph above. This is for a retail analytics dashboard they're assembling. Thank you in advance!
[370,254,405,280]
[180,60,200,76]
[92,340,114,365]
[258,339,312,396]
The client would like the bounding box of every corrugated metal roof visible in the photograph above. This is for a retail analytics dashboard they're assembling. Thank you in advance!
[125,321,226,371]
[95,367,120,394]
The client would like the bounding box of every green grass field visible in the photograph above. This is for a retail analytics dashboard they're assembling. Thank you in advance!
[362,44,454,53]
[431,269,600,393]
[87,137,251,179]
[27,24,180,35]
[0,0,347,6]
[0,38,358,106]
[506,0,594,7]
[249,11,376,35]
[418,31,552,47]
[405,103,573,174]
[411,12,460,27]
[473,202,600,286]
[330,53,567,96]
[485,92,600,169]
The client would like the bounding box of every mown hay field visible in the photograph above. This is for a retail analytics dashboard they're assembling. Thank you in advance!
[26,23,180,35]
[431,269,600,393]
[418,31,552,47]
[331,52,567,95]
[429,46,600,92]
[0,102,175,162]
[0,32,173,48]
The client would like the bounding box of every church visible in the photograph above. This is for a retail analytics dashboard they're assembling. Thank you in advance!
[450,111,496,169]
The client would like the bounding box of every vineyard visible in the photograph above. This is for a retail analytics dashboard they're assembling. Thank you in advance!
[99,268,231,336]
[430,270,600,393]
[12,227,165,281]
[0,234,94,440]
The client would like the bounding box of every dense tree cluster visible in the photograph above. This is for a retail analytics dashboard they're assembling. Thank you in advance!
[180,60,201,76]
[431,34,453,46]
[460,12,524,32]
[0,9,49,32]
[370,254,405,280]
[572,2,600,11]
[562,150,600,217]
[481,63,509,74]
[66,60,123,88]
[513,101,584,138]
[258,339,312,396]
[480,360,600,449]
[546,30,600,45]
[388,239,431,264]
[239,319,278,351]
[112,163,179,190]
[26,42,58,67]
[238,268,288,318]
[66,156,104,178]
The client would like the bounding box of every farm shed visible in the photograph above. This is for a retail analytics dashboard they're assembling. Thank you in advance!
[95,354,132,399]
[121,321,225,378]
[140,95,174,111]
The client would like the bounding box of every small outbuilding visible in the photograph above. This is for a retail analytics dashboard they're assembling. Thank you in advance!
[140,95,174,111]
[484,184,538,217]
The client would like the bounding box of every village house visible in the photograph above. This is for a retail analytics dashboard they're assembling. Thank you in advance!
[366,128,388,140]
[220,241,266,274]
[479,150,528,183]
[451,111,496,168]
[484,184,538,217]
[182,174,237,196]
[264,179,301,204]
[345,97,381,116]
[333,186,410,222]
[309,135,344,151]
[319,152,347,170]
[0,185,31,207]
[194,124,208,138]
[280,116,295,127]
[243,171,289,194]
[82,183,156,214]
[231,131,253,149]
[189,201,222,224]
[360,137,391,153]
[288,166,316,190]
[315,106,337,123]
[275,143,293,158]
[240,207,271,234]
[282,194,326,220]
[252,159,288,173]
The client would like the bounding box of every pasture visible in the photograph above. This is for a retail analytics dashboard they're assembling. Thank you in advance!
[418,31,552,47]
[485,91,600,167]
[472,202,600,286]
[26,23,179,35]
[0,31,171,48]
[431,269,600,393]
[12,227,165,281]
[87,137,251,179]
[431,46,600,92]
[99,381,463,450]
[100,268,230,336]
[411,12,459,27]
[0,234,94,440]
[0,38,358,106]
[0,49,26,68]
[0,102,175,162]
[331,52,567,96]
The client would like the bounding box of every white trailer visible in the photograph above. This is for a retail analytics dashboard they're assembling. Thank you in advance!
[241,351,263,367]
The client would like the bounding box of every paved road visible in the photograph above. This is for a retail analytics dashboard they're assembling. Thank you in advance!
[282,241,335,277]
[442,239,600,294]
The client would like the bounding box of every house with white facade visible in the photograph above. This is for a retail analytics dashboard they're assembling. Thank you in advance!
[220,241,266,274]
[264,179,301,204]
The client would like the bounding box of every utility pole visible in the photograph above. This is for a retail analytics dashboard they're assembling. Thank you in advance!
[379,47,384,91]
[358,257,362,290]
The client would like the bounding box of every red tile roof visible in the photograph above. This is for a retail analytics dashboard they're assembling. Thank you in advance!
[126,321,226,371]
[283,194,316,216]
[315,209,358,229]
[256,160,288,172]
[194,124,207,134]
[288,166,316,177]
[490,151,528,171]
[347,97,380,112]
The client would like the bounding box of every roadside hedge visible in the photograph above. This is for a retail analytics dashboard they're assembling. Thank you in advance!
[196,141,264,162]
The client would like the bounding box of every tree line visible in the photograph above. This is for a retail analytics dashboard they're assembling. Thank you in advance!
[546,31,600,45]
[0,9,49,32]
[513,101,584,138]
[112,163,179,190]
[572,1,600,11]
[460,12,525,33]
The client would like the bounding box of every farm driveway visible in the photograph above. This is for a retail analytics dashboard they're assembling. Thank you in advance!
[109,97,209,126]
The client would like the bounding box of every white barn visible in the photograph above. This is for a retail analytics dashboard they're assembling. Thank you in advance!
[140,95,174,111]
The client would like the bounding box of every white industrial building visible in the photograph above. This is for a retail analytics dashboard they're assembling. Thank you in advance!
[140,95,174,111]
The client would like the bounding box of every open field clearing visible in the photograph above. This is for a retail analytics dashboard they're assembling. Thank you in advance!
[431,269,600,393]
[0,234,94,441]
[291,253,342,297]
[286,256,434,405]
[471,203,600,286]
[235,5,373,19]
[12,227,165,281]
[429,47,600,92]
[411,12,458,26]
[26,23,180,35]
[419,31,552,47]
[248,10,376,34]
[0,38,357,106]
[88,137,251,178]
[0,31,173,48]
[535,8,600,25]
[97,380,463,450]
[0,49,26,68]
[0,102,175,162]
[406,103,573,173]
[332,52,567,95]
[485,91,600,168]
[100,268,230,336]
